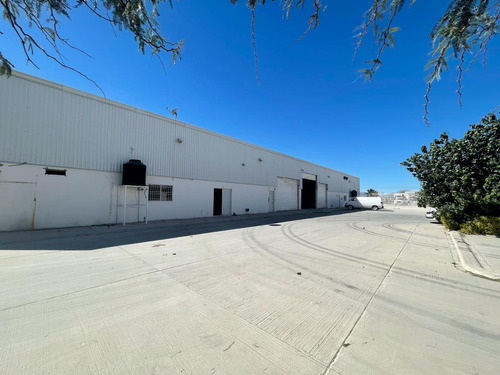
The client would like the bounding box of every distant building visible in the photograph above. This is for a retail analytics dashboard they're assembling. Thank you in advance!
[0,72,360,231]
[393,191,419,205]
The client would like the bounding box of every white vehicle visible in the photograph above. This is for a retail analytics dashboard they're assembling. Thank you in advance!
[345,197,384,211]
[425,208,437,220]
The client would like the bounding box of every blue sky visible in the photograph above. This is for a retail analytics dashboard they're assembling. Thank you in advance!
[2,1,499,194]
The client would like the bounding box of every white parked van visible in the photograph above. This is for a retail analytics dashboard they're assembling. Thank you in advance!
[345,197,384,211]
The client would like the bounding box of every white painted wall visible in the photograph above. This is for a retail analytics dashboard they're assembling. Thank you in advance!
[222,189,232,216]
[0,162,274,230]
[145,176,270,220]
[0,72,361,230]
[117,186,149,225]
[0,182,36,231]
[0,163,120,230]
[328,191,347,208]
[268,189,275,213]
[317,183,327,208]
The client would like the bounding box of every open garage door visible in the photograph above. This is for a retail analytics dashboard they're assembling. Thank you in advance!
[275,177,298,211]
[301,173,317,209]
[317,183,327,208]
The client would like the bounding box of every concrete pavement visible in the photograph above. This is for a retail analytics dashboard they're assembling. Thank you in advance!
[392,203,500,281]
[449,231,500,281]
[1,207,499,375]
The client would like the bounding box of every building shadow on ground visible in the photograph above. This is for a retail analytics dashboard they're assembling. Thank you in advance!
[0,209,352,251]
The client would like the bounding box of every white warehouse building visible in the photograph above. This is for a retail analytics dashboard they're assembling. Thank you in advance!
[0,72,360,231]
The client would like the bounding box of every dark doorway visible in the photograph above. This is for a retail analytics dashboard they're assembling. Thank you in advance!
[301,179,316,209]
[213,189,222,216]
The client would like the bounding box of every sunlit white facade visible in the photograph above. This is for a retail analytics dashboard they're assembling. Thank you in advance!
[0,72,359,231]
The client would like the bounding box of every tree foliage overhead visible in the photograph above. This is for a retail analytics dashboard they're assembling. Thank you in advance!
[0,0,183,91]
[401,113,500,228]
[1,0,498,117]
[238,0,500,123]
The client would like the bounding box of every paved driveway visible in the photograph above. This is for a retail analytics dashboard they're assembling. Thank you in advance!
[1,208,499,374]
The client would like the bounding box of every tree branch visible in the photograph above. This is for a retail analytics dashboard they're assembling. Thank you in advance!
[250,6,259,83]
[1,0,105,96]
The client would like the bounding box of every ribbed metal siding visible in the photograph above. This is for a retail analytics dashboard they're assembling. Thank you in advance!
[1,73,359,187]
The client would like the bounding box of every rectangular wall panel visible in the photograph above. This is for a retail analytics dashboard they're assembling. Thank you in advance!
[275,177,299,211]
[317,183,327,208]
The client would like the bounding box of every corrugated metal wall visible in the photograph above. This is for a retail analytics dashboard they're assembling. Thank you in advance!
[0,72,360,188]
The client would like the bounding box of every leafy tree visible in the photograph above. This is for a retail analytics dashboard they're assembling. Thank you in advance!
[0,0,183,92]
[239,0,500,123]
[366,188,379,197]
[1,0,498,118]
[401,113,500,228]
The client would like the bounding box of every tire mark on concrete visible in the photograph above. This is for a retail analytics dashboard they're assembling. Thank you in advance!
[347,222,409,242]
[285,221,500,298]
[382,223,443,240]
[347,222,449,249]
[391,268,500,299]
[322,226,418,375]
[242,226,387,362]
[281,222,390,271]
[371,291,500,344]
[242,227,367,292]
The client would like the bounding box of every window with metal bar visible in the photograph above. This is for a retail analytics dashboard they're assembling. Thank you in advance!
[148,184,173,201]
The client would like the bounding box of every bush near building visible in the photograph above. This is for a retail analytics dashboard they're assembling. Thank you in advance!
[402,113,500,236]
[460,217,500,236]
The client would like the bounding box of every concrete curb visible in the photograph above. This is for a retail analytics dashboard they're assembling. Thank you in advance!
[448,231,500,281]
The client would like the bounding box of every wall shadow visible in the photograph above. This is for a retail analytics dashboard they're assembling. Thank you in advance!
[0,209,351,251]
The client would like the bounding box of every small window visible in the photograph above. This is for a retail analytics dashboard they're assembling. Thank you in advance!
[149,185,160,201]
[161,185,173,201]
[45,168,66,176]
[148,184,173,201]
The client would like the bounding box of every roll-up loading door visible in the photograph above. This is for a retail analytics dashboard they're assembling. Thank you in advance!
[275,177,299,211]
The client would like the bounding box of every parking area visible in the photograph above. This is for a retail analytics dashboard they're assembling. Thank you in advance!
[1,207,499,375]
